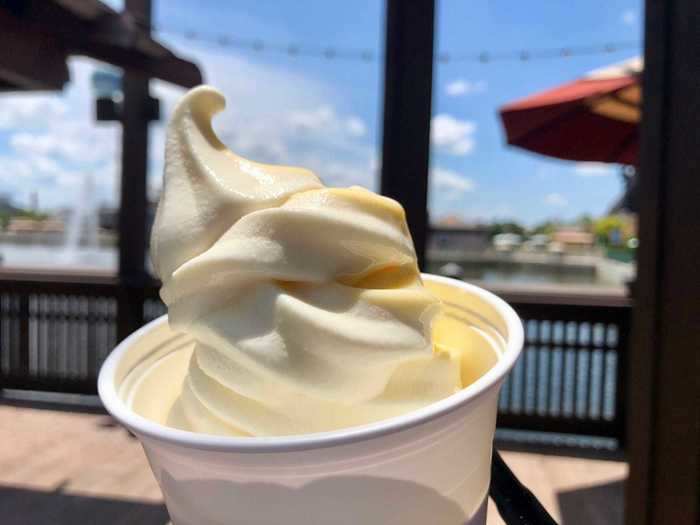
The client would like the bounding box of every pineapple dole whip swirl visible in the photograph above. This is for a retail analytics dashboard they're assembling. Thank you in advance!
[148,86,466,437]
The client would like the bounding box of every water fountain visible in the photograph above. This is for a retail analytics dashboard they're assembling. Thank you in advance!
[60,174,102,266]
[0,174,116,270]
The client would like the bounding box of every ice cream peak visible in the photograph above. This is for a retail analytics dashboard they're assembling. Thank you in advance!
[142,86,466,437]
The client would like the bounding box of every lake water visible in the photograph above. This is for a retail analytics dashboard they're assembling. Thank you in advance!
[1,242,632,289]
[425,259,629,287]
[0,243,117,271]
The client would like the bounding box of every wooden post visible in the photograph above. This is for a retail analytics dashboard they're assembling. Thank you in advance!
[380,0,435,269]
[116,0,151,342]
[625,0,700,523]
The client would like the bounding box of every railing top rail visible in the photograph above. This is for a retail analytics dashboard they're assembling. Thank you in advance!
[0,270,160,297]
[481,282,632,308]
[0,270,632,308]
[0,269,121,285]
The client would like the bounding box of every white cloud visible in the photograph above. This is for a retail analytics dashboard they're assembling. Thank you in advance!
[0,58,122,208]
[0,156,34,180]
[445,79,487,97]
[324,161,373,188]
[298,154,375,189]
[288,106,335,131]
[544,193,569,207]
[621,9,637,26]
[10,128,115,165]
[287,107,367,140]
[575,162,617,177]
[151,41,378,192]
[431,167,475,196]
[30,155,62,175]
[0,154,92,205]
[430,114,476,156]
[1,41,379,210]
[0,96,67,130]
[345,116,367,137]
[368,151,380,175]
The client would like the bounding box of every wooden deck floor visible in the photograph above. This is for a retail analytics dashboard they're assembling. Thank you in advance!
[0,403,627,524]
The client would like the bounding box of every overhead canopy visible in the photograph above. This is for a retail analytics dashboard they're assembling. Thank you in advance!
[0,0,202,92]
[499,57,641,165]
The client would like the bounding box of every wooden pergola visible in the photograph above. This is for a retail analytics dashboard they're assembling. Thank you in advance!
[0,0,202,341]
[0,0,201,90]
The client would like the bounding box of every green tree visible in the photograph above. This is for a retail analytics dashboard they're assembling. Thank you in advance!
[594,215,626,246]
[489,221,526,238]
[17,210,48,221]
[530,220,557,236]
[575,214,594,232]
[0,209,48,231]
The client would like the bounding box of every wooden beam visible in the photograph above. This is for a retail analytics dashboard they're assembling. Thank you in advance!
[74,40,202,88]
[380,0,435,269]
[625,0,700,523]
[53,0,116,20]
[0,10,69,91]
[1,0,202,89]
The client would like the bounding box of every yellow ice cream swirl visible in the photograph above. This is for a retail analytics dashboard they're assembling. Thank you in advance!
[150,86,463,437]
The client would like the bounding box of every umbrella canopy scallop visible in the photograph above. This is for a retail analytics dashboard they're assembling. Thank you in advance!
[499,57,641,165]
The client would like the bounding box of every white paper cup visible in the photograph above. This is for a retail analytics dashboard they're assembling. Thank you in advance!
[98,274,523,525]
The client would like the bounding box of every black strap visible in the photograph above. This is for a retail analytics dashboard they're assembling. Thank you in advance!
[489,450,558,525]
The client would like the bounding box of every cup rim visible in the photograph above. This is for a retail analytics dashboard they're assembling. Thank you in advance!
[98,274,523,452]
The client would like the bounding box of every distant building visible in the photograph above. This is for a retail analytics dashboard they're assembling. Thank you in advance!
[493,233,523,252]
[551,229,594,253]
[6,218,64,233]
[7,219,39,233]
[40,219,64,233]
[429,217,490,253]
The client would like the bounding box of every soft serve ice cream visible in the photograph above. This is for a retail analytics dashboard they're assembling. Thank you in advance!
[121,86,484,437]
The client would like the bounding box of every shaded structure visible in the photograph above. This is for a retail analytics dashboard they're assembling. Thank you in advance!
[0,0,201,341]
[0,0,201,91]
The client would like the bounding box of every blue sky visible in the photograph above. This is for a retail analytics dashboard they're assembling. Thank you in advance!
[0,0,642,226]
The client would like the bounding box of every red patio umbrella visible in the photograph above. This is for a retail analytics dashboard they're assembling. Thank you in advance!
[499,57,641,165]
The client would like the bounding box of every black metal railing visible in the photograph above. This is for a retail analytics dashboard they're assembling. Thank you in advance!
[497,293,630,448]
[0,272,630,448]
[0,271,160,394]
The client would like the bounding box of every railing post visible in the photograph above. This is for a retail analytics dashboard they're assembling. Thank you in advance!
[614,309,630,449]
[18,294,29,381]
[116,284,146,344]
[86,298,97,380]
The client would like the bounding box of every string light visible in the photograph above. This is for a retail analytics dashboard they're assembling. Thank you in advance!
[152,24,639,64]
